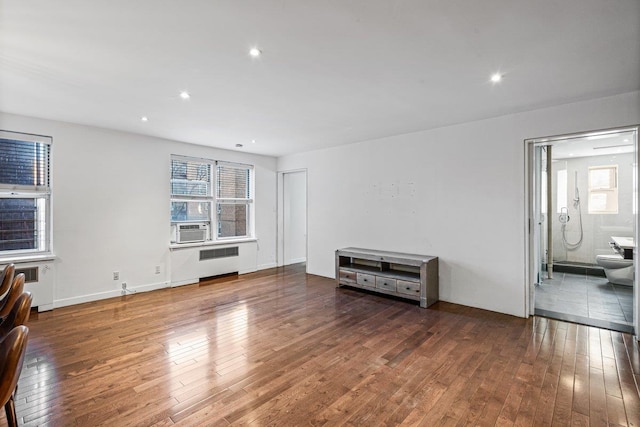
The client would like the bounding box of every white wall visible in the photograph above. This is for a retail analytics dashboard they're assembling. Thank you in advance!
[283,171,307,265]
[551,153,635,264]
[277,91,640,317]
[0,112,277,308]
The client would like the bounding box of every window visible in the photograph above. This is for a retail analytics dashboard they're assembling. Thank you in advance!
[170,157,212,223]
[170,155,253,242]
[0,131,52,256]
[216,162,253,239]
[588,165,618,214]
[556,169,567,213]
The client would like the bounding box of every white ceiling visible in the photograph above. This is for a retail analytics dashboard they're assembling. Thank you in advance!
[551,130,637,160]
[1,1,638,157]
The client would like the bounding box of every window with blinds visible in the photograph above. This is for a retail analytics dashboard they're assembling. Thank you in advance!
[170,157,212,223]
[0,131,52,255]
[216,162,253,239]
[170,155,254,242]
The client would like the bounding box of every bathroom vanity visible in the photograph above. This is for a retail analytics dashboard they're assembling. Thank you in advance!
[335,247,438,308]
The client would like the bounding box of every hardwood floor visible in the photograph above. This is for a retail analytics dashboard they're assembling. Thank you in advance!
[7,263,640,426]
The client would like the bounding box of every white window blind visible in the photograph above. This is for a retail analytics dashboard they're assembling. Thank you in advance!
[216,162,253,239]
[170,156,213,223]
[170,156,254,242]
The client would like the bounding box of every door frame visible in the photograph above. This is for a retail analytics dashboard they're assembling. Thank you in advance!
[277,168,308,268]
[524,125,640,336]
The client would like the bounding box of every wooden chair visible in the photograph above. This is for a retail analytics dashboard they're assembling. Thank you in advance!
[0,293,32,341]
[0,325,29,427]
[0,264,15,298]
[0,275,25,319]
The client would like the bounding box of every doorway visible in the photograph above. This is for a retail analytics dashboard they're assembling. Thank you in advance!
[526,126,639,334]
[277,170,307,267]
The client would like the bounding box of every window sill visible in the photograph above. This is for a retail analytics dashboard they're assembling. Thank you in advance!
[169,238,257,250]
[0,253,56,264]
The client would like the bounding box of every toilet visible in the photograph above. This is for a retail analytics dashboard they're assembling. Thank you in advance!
[596,254,634,286]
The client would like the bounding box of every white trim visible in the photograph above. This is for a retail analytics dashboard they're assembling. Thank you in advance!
[257,262,277,270]
[216,160,254,169]
[54,280,170,308]
[170,266,258,287]
[169,237,257,250]
[0,253,56,264]
[284,257,307,265]
[277,168,308,270]
[171,279,197,287]
[36,303,53,312]
[0,130,52,145]
[525,125,640,337]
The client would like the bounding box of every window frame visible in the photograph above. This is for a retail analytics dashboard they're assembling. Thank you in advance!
[0,130,53,257]
[170,155,254,244]
[588,164,618,214]
[215,161,254,240]
[170,155,214,227]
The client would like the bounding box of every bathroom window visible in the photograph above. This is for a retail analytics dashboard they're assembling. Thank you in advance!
[556,169,567,213]
[588,165,618,214]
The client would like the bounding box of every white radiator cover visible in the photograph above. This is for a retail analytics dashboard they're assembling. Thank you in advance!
[169,241,257,286]
[1,261,54,312]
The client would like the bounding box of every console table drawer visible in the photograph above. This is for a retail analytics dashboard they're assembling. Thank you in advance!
[339,270,357,285]
[357,273,376,288]
[375,276,397,292]
[397,280,420,296]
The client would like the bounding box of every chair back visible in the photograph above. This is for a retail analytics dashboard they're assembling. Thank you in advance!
[0,292,33,340]
[0,326,29,409]
[0,264,15,297]
[0,275,25,319]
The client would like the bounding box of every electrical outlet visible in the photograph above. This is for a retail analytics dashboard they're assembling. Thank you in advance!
[113,271,119,280]
[155,265,161,274]
[121,282,127,290]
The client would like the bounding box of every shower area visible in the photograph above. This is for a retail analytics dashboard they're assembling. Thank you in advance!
[530,127,639,333]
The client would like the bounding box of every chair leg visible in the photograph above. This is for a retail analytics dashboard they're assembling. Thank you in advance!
[5,395,17,427]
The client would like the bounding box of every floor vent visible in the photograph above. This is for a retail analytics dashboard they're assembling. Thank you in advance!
[15,266,39,283]
[200,246,239,261]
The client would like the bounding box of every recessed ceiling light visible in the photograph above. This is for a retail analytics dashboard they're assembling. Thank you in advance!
[251,139,256,144]
[490,73,503,83]
[141,116,148,122]
[249,47,261,57]
[179,91,190,100]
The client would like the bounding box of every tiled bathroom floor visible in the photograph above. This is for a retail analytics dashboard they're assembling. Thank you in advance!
[534,272,633,333]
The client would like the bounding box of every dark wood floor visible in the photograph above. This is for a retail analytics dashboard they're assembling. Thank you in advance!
[7,264,640,426]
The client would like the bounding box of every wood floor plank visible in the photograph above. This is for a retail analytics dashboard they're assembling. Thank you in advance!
[4,264,640,426]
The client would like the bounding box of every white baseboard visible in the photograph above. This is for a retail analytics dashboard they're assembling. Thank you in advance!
[171,279,198,287]
[37,303,53,312]
[54,281,170,309]
[285,257,307,265]
[257,262,277,270]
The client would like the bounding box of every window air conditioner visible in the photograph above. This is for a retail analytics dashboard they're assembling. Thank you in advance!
[176,223,209,243]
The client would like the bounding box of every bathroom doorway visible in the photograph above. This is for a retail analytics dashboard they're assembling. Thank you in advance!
[526,126,639,333]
